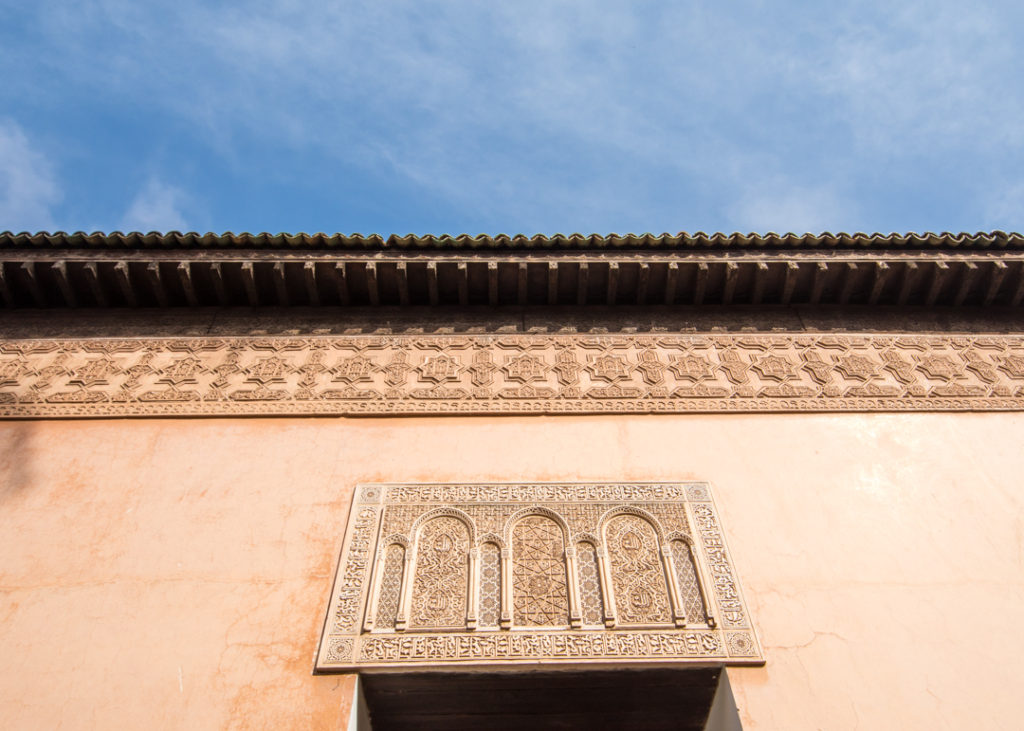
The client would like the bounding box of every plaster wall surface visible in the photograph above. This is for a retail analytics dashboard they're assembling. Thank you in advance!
[1,413,1022,730]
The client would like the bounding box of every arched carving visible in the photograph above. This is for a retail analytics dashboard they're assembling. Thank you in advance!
[477,532,506,550]
[511,514,570,627]
[477,542,502,629]
[574,531,602,548]
[382,534,411,549]
[411,506,477,543]
[575,541,604,626]
[597,505,668,543]
[670,539,708,625]
[603,513,672,625]
[502,506,570,546]
[410,516,471,628]
[374,543,405,629]
[665,531,692,546]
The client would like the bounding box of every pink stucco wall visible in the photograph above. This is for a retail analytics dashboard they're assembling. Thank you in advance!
[1,413,1022,729]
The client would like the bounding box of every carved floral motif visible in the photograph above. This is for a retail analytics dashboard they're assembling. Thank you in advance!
[411,517,470,628]
[605,515,672,625]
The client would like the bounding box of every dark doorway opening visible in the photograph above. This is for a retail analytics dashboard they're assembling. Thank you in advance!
[358,666,741,730]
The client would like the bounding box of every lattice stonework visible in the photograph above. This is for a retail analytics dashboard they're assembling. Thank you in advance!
[478,543,502,629]
[512,516,570,627]
[374,544,405,630]
[671,540,708,625]
[316,482,764,670]
[576,542,605,626]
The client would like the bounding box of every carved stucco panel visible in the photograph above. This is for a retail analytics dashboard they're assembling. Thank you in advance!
[410,517,470,629]
[511,515,570,627]
[316,482,763,670]
[605,515,673,625]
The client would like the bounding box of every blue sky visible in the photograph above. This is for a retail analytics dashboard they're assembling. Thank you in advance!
[2,1,1023,235]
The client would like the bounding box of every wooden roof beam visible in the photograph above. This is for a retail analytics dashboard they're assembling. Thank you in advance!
[19,262,46,307]
[952,261,980,306]
[722,262,739,304]
[333,263,350,306]
[838,262,859,305]
[750,262,770,305]
[239,262,258,307]
[82,262,107,307]
[487,262,498,306]
[607,262,619,305]
[547,262,559,305]
[982,261,1008,306]
[113,261,137,307]
[1010,261,1024,306]
[577,262,589,306]
[0,264,12,306]
[457,262,469,306]
[426,262,439,306]
[664,261,680,305]
[924,261,950,306]
[52,261,78,308]
[809,262,828,305]
[780,262,800,305]
[366,262,380,306]
[272,262,289,306]
[209,262,229,306]
[303,262,319,306]
[176,262,199,306]
[396,262,409,306]
[867,262,891,305]
[146,262,169,307]
[896,261,919,305]
[636,263,650,305]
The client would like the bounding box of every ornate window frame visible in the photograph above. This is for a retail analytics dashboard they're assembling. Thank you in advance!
[315,481,763,671]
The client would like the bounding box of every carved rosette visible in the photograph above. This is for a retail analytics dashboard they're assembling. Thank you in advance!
[316,482,763,670]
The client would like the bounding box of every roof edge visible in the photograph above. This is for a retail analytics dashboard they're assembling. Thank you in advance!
[1,231,1021,251]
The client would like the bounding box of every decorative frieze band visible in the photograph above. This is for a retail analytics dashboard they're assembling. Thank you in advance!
[2,332,1024,417]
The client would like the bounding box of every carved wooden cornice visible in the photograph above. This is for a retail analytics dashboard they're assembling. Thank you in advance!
[2,231,1023,308]
[3,331,1024,417]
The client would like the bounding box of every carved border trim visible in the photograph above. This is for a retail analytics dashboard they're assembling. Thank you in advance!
[3,333,1024,417]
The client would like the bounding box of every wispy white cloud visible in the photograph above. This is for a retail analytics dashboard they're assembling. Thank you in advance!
[0,119,61,232]
[7,1,1024,233]
[119,178,189,232]
[804,3,1021,152]
[730,180,856,235]
[982,181,1024,232]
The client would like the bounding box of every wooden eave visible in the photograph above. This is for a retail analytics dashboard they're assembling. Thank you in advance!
[1,231,1022,308]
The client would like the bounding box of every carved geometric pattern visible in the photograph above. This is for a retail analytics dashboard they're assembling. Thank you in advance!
[605,515,672,625]
[576,541,605,626]
[671,540,707,625]
[478,542,502,629]
[3,333,1024,416]
[410,517,469,629]
[512,516,570,627]
[316,482,760,670]
[375,544,405,630]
